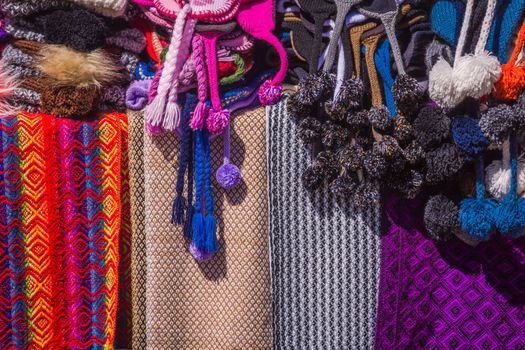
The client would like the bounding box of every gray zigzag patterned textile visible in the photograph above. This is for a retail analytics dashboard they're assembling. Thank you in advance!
[267,98,382,350]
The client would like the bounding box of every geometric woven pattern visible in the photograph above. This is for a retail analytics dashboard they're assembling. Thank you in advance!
[267,99,382,350]
[128,110,147,350]
[0,112,126,349]
[375,193,525,349]
[142,106,272,349]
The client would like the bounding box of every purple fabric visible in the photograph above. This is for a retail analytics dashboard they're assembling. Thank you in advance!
[375,193,525,349]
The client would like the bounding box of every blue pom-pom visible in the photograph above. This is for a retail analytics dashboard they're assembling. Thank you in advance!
[191,212,206,250]
[189,243,213,262]
[460,198,497,240]
[452,116,489,161]
[205,214,218,254]
[495,197,525,238]
[216,163,241,189]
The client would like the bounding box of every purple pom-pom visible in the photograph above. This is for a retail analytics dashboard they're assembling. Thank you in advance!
[258,80,282,105]
[216,163,241,189]
[207,109,230,134]
[189,243,213,262]
[126,80,151,110]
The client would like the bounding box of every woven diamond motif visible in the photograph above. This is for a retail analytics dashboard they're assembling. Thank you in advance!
[375,193,525,349]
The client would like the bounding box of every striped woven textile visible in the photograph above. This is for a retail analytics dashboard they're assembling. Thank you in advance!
[0,112,128,349]
[267,98,382,350]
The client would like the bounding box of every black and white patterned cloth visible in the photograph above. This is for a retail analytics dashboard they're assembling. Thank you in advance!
[267,98,382,350]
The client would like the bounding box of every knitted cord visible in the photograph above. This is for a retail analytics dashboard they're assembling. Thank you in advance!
[178,55,195,87]
[475,0,497,54]
[454,0,474,64]
[363,35,383,107]
[380,11,406,75]
[167,18,196,104]
[223,123,231,164]
[324,2,354,73]
[194,130,204,215]
[506,18,525,66]
[144,4,190,128]
[203,33,221,110]
[476,154,487,199]
[184,130,194,237]
[190,34,209,130]
[203,130,214,214]
[509,133,519,197]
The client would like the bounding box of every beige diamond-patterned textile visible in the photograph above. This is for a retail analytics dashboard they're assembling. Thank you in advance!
[142,106,272,349]
[128,110,147,349]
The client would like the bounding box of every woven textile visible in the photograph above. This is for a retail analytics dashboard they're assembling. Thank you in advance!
[0,112,126,349]
[375,193,525,349]
[128,110,147,349]
[267,99,382,350]
[143,106,272,349]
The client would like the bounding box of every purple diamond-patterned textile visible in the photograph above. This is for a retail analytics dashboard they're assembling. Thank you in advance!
[375,193,525,349]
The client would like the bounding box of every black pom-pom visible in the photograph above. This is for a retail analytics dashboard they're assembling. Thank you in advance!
[393,115,414,145]
[352,181,381,210]
[330,174,358,198]
[326,79,364,121]
[297,117,322,145]
[425,143,464,184]
[314,150,340,182]
[363,148,389,179]
[339,144,365,172]
[355,127,374,149]
[413,105,451,150]
[424,195,458,241]
[367,106,392,132]
[403,140,425,165]
[479,104,515,144]
[373,135,403,159]
[389,169,424,199]
[321,121,350,149]
[39,9,108,52]
[296,72,334,105]
[302,164,324,191]
[392,74,424,117]
[287,94,310,120]
[346,110,370,131]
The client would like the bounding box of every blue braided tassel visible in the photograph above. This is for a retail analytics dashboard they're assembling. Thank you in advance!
[203,130,218,253]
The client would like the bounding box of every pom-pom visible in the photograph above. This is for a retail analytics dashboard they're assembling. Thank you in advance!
[326,78,364,119]
[454,51,501,100]
[460,197,497,241]
[493,63,525,102]
[207,109,230,134]
[296,72,334,105]
[495,196,525,238]
[314,151,340,182]
[363,148,389,179]
[330,174,358,198]
[339,144,365,172]
[451,115,489,161]
[189,243,213,262]
[259,80,282,105]
[373,135,402,159]
[302,164,324,191]
[413,105,451,150]
[126,80,150,110]
[392,74,424,117]
[352,181,380,210]
[485,158,525,200]
[297,117,322,145]
[321,121,349,149]
[424,195,458,241]
[403,140,425,165]
[388,169,424,199]
[367,105,392,132]
[428,58,461,107]
[216,163,241,189]
[425,143,464,184]
[39,9,108,52]
[346,110,370,131]
[393,115,414,145]
[287,93,311,120]
[479,104,515,144]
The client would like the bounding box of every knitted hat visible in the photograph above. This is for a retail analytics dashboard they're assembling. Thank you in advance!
[1,0,127,17]
[237,0,289,105]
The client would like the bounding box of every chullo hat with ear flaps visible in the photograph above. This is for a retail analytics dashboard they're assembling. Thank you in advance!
[1,0,129,17]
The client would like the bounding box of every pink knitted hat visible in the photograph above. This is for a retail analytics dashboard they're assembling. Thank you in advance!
[237,0,288,105]
[150,0,241,22]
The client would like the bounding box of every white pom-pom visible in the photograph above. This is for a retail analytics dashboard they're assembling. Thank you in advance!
[429,58,461,107]
[454,51,501,99]
[485,159,525,200]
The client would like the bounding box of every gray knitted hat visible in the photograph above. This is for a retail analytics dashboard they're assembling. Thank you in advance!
[1,0,127,18]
